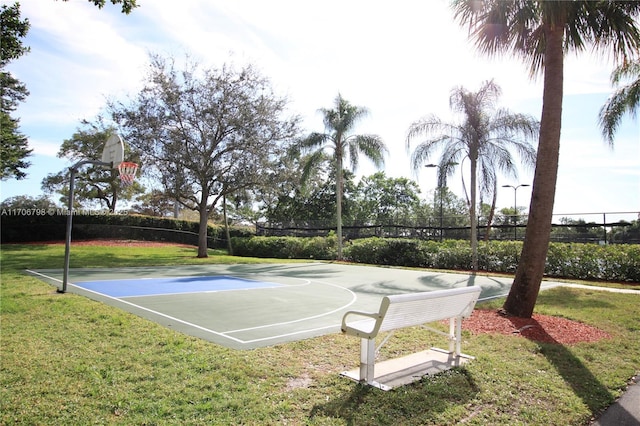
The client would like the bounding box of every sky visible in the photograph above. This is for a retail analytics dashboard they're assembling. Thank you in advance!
[1,0,639,223]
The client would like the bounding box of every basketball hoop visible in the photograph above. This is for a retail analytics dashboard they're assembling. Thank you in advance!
[117,161,138,186]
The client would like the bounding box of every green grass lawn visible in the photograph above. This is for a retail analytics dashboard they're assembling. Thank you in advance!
[1,243,639,425]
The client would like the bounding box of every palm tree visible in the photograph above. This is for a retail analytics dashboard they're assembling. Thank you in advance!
[599,58,640,145]
[453,0,640,318]
[297,94,387,259]
[406,80,538,270]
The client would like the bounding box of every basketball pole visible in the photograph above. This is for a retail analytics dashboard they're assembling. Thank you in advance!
[59,159,113,294]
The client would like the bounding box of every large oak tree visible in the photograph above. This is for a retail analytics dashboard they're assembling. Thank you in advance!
[112,55,299,257]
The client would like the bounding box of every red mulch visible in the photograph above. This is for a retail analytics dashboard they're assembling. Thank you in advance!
[26,239,613,345]
[21,239,195,248]
[463,309,612,345]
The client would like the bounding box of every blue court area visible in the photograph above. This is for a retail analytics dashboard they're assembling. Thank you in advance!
[75,275,283,297]
[28,263,558,350]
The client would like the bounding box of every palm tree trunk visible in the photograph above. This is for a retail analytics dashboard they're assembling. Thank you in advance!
[336,153,344,260]
[504,26,564,318]
[470,152,478,270]
[484,184,497,241]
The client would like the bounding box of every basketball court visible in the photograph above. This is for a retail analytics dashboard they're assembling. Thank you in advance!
[27,262,559,350]
[39,134,564,351]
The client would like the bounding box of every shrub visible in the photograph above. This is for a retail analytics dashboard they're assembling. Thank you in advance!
[546,242,640,282]
[231,235,337,260]
[343,238,638,282]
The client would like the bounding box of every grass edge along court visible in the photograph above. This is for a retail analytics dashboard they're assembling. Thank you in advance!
[1,243,639,425]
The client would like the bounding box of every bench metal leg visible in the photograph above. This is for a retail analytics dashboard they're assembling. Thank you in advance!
[359,338,375,383]
[448,318,455,354]
[447,317,463,356]
[455,316,462,356]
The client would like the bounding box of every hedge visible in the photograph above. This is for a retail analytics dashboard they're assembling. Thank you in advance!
[0,213,253,248]
[232,236,640,282]
[231,235,338,260]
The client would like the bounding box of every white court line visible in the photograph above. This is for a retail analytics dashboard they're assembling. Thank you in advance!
[27,269,64,284]
[235,323,340,344]
[118,276,313,298]
[121,284,287,299]
[73,274,290,299]
[224,278,358,334]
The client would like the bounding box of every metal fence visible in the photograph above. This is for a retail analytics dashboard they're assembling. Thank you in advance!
[256,211,640,244]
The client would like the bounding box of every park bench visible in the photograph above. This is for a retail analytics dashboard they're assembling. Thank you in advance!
[340,285,482,390]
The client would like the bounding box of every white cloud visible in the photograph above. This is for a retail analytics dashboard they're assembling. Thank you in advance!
[28,138,62,158]
[13,1,147,123]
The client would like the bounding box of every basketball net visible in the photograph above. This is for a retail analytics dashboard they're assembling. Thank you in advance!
[117,161,138,186]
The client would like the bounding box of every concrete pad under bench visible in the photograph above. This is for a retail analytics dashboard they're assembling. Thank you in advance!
[340,347,474,391]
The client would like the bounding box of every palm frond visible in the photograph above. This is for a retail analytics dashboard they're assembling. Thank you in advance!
[450,79,501,116]
[490,110,539,138]
[611,59,640,85]
[408,134,465,174]
[583,2,640,64]
[599,59,640,145]
[406,116,461,146]
[453,0,640,78]
[478,157,499,196]
[349,134,387,171]
[599,82,640,145]
[297,132,331,152]
[453,0,545,76]
[299,149,329,188]
[479,142,517,181]
[322,94,370,135]
[303,94,386,179]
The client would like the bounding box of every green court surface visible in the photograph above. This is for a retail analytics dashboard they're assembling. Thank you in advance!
[28,263,553,350]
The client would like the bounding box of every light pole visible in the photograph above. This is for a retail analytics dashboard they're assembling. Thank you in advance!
[502,184,530,240]
[426,163,457,241]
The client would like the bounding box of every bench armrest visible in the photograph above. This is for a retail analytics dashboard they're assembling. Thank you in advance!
[341,310,381,336]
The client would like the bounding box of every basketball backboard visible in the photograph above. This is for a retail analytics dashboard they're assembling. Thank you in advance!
[101,134,125,167]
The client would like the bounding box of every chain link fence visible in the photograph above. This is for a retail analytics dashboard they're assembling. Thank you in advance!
[257,211,640,244]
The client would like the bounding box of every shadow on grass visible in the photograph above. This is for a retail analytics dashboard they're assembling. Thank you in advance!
[0,244,64,271]
[507,316,614,413]
[536,286,615,310]
[309,369,478,425]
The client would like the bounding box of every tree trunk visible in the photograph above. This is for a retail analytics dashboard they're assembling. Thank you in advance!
[223,194,233,255]
[109,192,116,213]
[197,197,209,258]
[484,185,497,241]
[336,151,344,260]
[503,26,564,318]
[470,151,478,270]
